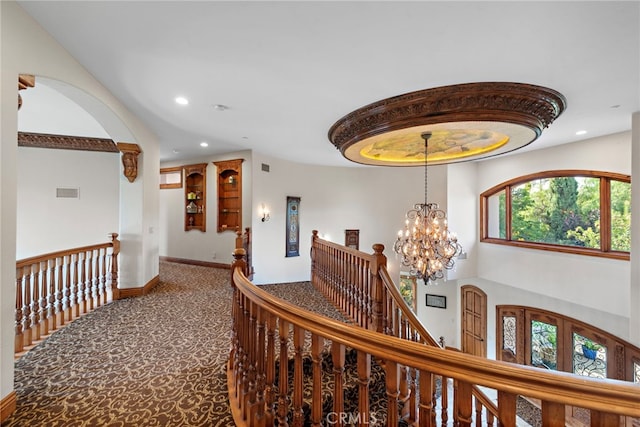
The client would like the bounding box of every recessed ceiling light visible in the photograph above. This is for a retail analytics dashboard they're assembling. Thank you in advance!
[212,104,229,111]
[175,96,189,105]
[200,142,209,147]
[576,130,587,136]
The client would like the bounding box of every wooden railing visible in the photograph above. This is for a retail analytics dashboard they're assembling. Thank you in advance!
[14,233,120,355]
[235,227,253,280]
[228,233,640,426]
[311,230,500,424]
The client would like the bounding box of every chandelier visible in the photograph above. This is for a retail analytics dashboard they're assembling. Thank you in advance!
[393,132,462,283]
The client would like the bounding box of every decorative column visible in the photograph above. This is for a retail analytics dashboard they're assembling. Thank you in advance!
[116,142,141,183]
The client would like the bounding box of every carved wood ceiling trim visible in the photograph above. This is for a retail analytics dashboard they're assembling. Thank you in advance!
[328,82,567,166]
[18,132,119,153]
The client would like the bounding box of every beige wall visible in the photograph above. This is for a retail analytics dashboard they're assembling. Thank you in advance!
[1,1,160,403]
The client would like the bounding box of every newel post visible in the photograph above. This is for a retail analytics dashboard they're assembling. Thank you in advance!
[232,248,247,287]
[310,230,318,273]
[108,233,120,300]
[370,243,387,334]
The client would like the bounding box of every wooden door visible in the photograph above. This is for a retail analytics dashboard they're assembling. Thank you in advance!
[461,285,487,357]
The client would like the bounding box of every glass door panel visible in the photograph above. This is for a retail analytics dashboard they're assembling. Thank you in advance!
[531,320,557,370]
[572,333,606,378]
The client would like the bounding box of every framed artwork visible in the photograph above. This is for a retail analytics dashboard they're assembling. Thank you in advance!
[286,196,300,257]
[426,294,447,309]
[345,229,359,250]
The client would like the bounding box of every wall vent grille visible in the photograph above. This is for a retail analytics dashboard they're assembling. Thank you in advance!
[56,187,79,199]
[261,163,270,172]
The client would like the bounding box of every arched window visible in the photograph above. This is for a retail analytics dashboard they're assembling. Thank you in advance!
[480,170,630,260]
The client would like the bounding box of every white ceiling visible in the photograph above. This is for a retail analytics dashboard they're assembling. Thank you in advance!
[17,1,640,167]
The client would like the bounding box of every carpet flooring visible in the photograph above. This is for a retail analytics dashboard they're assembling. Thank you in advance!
[2,261,346,427]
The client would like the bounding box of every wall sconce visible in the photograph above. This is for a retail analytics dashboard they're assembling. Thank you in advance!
[260,204,270,222]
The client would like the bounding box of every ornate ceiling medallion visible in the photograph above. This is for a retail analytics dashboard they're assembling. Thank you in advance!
[328,82,567,166]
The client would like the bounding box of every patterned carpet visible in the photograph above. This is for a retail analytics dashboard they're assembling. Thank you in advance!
[2,261,346,427]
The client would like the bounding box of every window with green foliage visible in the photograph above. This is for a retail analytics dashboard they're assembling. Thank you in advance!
[481,171,630,259]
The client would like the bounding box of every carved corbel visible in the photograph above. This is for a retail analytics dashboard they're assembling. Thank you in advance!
[116,142,142,183]
[18,74,35,110]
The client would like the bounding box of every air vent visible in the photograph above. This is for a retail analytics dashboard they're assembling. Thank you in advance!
[56,187,79,199]
[261,163,270,172]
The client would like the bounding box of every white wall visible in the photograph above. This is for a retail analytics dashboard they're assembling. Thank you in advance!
[1,1,160,405]
[458,132,633,348]
[16,147,119,259]
[249,151,426,285]
[159,150,253,265]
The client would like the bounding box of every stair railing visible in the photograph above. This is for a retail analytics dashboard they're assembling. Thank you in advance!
[229,251,640,426]
[311,230,499,424]
[14,233,120,354]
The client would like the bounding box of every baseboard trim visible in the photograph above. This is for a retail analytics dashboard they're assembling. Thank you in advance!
[118,274,160,298]
[1,391,16,423]
[160,256,231,270]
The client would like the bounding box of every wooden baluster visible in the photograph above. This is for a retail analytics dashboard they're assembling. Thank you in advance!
[265,313,277,426]
[310,335,323,427]
[277,318,290,427]
[55,256,65,326]
[487,410,495,426]
[60,255,73,324]
[357,350,371,426]
[15,266,24,353]
[589,410,621,426]
[99,248,107,305]
[70,253,79,319]
[497,390,516,427]
[455,380,473,427]
[332,342,345,427]
[32,263,42,342]
[474,396,483,427]
[292,325,304,427]
[418,370,435,427]
[255,308,266,427]
[440,376,449,426]
[78,251,87,315]
[47,259,57,333]
[245,300,258,423]
[23,264,32,348]
[108,233,120,300]
[38,260,48,337]
[540,401,565,427]
[239,296,249,418]
[385,359,400,427]
[85,250,94,311]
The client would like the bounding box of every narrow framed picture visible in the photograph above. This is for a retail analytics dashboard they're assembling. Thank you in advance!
[285,196,300,257]
[426,294,446,309]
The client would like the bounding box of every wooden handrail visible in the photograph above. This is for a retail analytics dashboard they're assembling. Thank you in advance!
[14,233,120,355]
[378,266,440,347]
[229,265,640,426]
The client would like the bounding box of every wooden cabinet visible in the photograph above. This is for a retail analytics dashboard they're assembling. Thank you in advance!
[214,159,243,233]
[183,163,207,232]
